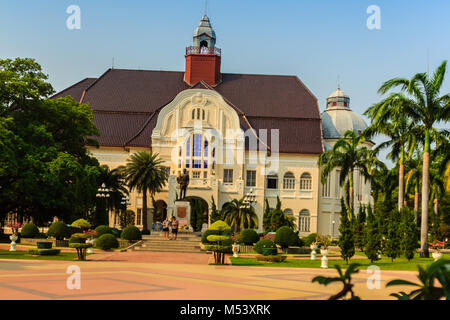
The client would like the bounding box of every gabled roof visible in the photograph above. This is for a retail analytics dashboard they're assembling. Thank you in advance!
[53,68,324,154]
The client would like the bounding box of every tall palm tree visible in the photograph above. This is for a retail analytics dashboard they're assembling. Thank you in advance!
[222,197,258,233]
[405,151,422,222]
[319,130,371,211]
[123,151,168,230]
[376,61,450,257]
[364,104,416,211]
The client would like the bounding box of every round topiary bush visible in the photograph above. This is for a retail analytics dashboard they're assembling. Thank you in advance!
[95,225,113,238]
[21,223,40,238]
[254,239,277,254]
[47,221,70,240]
[202,229,219,244]
[71,219,91,229]
[69,233,89,244]
[302,233,318,247]
[239,229,259,245]
[121,225,142,241]
[96,234,119,250]
[274,226,298,249]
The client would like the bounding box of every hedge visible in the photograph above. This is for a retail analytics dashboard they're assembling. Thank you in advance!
[27,248,61,256]
[254,239,277,254]
[47,221,70,240]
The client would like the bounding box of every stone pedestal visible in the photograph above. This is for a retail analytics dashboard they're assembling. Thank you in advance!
[174,201,191,227]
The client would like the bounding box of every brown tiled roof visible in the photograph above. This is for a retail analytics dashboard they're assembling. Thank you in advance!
[54,68,324,154]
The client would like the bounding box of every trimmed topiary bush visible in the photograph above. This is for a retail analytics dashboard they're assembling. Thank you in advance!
[254,239,277,254]
[71,219,91,229]
[69,233,89,244]
[240,229,259,245]
[95,225,113,238]
[202,229,219,244]
[302,233,318,247]
[47,221,70,240]
[274,226,298,250]
[96,234,119,250]
[121,225,142,241]
[21,223,40,238]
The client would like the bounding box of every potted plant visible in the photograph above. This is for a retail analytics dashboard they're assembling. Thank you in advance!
[317,234,331,268]
[310,241,318,260]
[429,241,444,261]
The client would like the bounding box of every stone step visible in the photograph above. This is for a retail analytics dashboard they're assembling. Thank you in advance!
[141,243,201,249]
[133,247,206,253]
[142,240,201,245]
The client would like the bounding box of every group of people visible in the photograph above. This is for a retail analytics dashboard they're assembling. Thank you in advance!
[162,216,179,240]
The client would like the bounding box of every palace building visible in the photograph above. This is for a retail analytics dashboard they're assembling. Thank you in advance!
[54,15,373,237]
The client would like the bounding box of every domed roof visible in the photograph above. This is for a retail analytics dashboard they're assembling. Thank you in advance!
[194,15,216,40]
[322,88,368,139]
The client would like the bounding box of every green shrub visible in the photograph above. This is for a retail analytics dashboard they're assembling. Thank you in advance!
[254,239,277,254]
[27,248,60,256]
[121,225,142,241]
[202,229,219,244]
[37,242,52,249]
[95,225,113,238]
[141,229,151,235]
[240,229,259,245]
[256,255,287,262]
[47,221,70,240]
[274,226,298,249]
[21,223,40,238]
[302,233,318,247]
[111,228,122,238]
[71,219,91,229]
[96,234,119,250]
[69,233,89,244]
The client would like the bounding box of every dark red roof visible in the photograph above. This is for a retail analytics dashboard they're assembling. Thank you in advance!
[53,68,324,154]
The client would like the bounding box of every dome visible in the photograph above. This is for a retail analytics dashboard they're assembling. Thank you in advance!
[194,15,216,40]
[322,88,368,139]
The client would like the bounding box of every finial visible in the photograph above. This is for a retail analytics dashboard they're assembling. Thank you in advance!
[337,75,340,90]
[204,0,208,15]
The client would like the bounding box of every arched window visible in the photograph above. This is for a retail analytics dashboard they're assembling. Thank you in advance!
[300,173,312,190]
[299,209,310,232]
[284,209,293,216]
[183,133,209,178]
[283,172,295,190]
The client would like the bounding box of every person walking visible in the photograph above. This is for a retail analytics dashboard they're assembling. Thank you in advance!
[162,217,170,240]
[171,216,179,240]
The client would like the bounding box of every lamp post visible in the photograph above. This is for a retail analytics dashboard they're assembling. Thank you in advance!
[96,183,110,225]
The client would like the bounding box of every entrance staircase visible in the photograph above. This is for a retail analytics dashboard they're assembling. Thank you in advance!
[131,232,205,253]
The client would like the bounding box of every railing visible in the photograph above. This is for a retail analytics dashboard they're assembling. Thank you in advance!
[186,46,221,56]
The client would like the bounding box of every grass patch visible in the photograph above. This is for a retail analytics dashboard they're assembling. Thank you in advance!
[0,249,88,261]
[230,253,450,271]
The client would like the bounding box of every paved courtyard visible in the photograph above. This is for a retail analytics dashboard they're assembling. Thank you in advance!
[0,251,419,300]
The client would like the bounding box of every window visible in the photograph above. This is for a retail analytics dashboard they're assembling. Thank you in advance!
[137,208,142,225]
[184,133,209,177]
[299,209,310,232]
[192,109,195,120]
[192,171,201,179]
[267,174,278,189]
[224,169,233,184]
[322,175,331,197]
[283,172,295,190]
[300,173,312,190]
[284,209,293,216]
[246,170,256,187]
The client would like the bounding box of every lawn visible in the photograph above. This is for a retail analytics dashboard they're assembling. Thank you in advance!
[0,249,89,261]
[230,252,450,271]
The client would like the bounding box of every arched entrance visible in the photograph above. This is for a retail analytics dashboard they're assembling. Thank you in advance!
[184,196,209,232]
[153,200,167,222]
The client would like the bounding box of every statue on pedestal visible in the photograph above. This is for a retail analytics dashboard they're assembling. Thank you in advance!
[177,169,190,200]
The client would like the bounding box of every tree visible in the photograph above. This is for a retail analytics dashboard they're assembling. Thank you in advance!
[364,204,382,263]
[210,196,221,224]
[354,205,366,252]
[400,208,418,261]
[319,130,371,210]
[312,263,361,300]
[222,197,258,233]
[123,151,168,230]
[376,61,450,257]
[405,150,422,222]
[385,209,402,262]
[262,198,271,232]
[338,198,355,263]
[119,209,135,228]
[204,221,232,265]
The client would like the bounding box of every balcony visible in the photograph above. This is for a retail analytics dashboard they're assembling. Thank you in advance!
[186,46,221,56]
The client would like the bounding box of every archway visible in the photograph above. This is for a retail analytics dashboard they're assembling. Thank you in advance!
[184,196,209,232]
[153,200,167,222]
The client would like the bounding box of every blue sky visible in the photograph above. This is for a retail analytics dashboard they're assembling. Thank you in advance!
[1,0,449,164]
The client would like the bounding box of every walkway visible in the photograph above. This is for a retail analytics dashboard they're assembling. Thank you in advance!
[0,251,418,300]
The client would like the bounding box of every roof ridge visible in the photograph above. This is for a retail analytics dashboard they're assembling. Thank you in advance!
[80,68,113,103]
[51,77,96,99]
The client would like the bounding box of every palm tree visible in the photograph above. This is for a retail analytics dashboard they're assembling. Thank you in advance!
[405,151,422,222]
[123,151,168,230]
[376,61,450,257]
[319,130,371,211]
[222,197,258,233]
[364,105,417,211]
